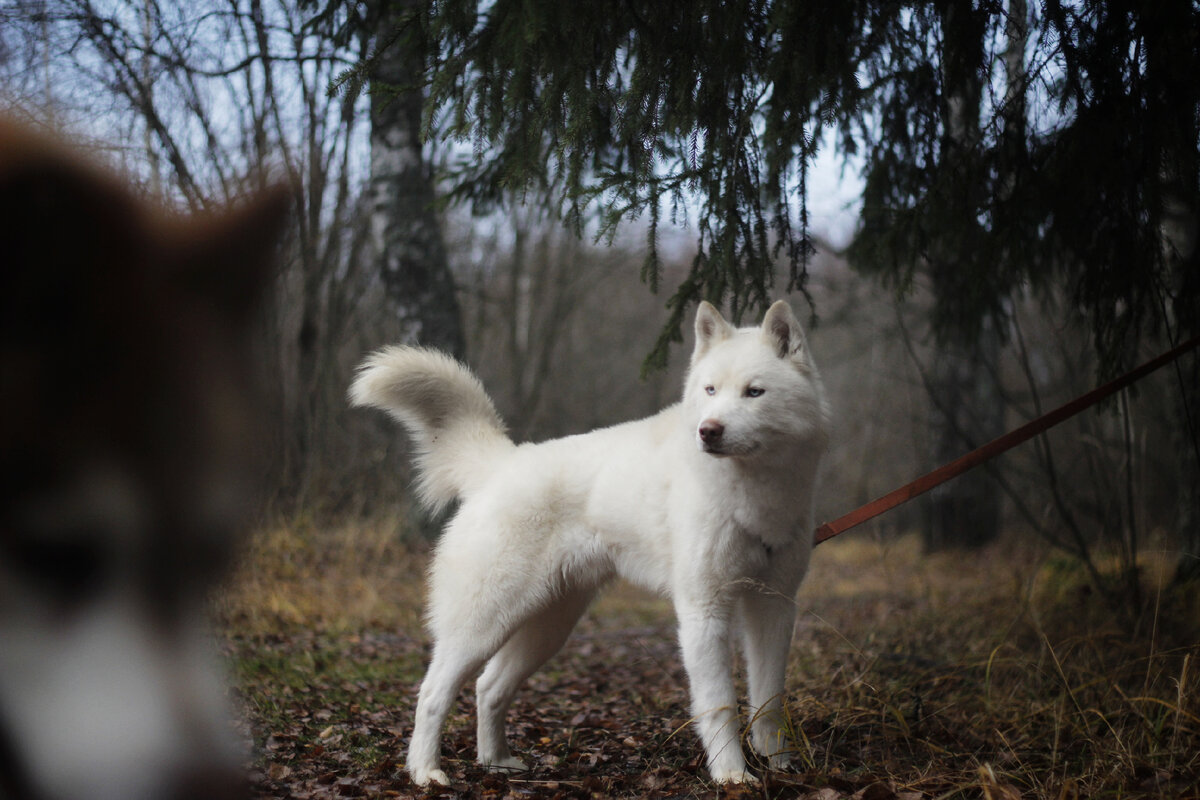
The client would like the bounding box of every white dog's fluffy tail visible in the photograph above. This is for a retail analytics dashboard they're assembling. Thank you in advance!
[349,346,512,513]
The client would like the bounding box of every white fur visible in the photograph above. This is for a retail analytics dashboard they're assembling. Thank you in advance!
[352,300,829,786]
[0,464,245,800]
[0,595,239,800]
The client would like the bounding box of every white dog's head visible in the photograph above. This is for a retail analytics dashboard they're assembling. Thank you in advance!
[683,300,829,461]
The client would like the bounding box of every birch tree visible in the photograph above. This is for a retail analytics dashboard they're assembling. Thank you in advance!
[361,0,464,356]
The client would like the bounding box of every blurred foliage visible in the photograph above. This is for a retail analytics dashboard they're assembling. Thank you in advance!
[326,0,1199,375]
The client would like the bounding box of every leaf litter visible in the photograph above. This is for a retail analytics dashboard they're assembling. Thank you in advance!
[220,524,1200,800]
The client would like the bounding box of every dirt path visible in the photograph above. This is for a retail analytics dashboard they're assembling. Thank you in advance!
[221,527,1200,800]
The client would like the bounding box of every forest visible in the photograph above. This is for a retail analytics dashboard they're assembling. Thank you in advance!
[1,0,1198,797]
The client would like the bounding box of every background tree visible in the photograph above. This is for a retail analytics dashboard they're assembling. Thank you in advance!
[1,0,399,507]
[846,0,1199,553]
[343,0,1199,559]
[3,0,1196,600]
[360,0,465,356]
[1,0,476,507]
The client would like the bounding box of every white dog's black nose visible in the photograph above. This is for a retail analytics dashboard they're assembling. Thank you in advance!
[698,420,724,445]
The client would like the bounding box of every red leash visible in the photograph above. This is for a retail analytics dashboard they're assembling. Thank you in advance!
[814,335,1200,546]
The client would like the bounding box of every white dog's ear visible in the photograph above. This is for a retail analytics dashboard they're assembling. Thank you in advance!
[761,300,810,362]
[693,301,735,359]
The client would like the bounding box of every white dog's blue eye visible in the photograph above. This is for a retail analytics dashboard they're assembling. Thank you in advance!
[745,387,765,398]
[704,385,716,396]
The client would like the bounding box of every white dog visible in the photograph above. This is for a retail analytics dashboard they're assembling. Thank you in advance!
[350,300,829,785]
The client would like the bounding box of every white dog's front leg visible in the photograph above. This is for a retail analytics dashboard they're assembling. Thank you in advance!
[676,606,754,784]
[738,590,797,770]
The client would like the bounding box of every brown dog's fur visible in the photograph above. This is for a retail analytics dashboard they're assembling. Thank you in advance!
[0,120,287,800]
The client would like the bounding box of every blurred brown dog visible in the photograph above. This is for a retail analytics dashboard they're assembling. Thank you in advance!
[0,120,287,800]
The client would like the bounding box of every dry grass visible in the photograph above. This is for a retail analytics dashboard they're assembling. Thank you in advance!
[791,535,1200,798]
[217,514,427,636]
[218,522,1200,798]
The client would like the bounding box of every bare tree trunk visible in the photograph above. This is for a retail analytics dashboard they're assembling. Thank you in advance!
[1143,0,1200,583]
[365,0,464,357]
[923,1,1004,551]
[924,326,1005,550]
[1173,354,1200,583]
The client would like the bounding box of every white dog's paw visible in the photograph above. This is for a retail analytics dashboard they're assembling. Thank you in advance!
[409,766,450,786]
[482,755,528,773]
[752,727,795,767]
[767,752,794,771]
[710,767,759,784]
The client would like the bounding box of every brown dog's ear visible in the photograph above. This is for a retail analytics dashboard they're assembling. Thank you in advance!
[169,185,292,328]
[760,300,810,362]
[0,132,147,363]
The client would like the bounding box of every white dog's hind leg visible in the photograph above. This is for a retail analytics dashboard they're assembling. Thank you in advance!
[738,591,797,770]
[676,605,755,784]
[475,586,595,771]
[407,642,490,786]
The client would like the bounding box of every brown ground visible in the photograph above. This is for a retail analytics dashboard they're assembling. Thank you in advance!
[218,520,1200,799]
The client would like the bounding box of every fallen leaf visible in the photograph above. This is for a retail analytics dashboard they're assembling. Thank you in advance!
[860,781,897,800]
[804,789,844,800]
